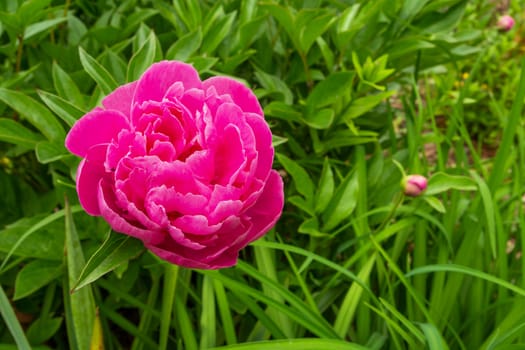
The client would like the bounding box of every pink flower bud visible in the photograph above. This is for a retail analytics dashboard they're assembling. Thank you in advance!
[404,174,428,197]
[497,15,515,31]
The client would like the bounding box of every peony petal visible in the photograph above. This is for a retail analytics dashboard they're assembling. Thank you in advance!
[65,108,130,157]
[75,144,108,215]
[203,76,263,115]
[102,81,138,118]
[245,113,274,180]
[98,179,164,245]
[132,61,202,106]
[173,215,221,235]
[241,170,284,242]
[214,124,245,185]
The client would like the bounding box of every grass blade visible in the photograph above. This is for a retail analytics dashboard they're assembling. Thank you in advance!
[0,284,32,350]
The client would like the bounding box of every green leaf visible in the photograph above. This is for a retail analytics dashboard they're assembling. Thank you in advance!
[78,47,119,96]
[425,172,477,196]
[202,11,236,55]
[306,72,354,109]
[64,200,95,350]
[276,153,315,203]
[419,323,450,350]
[35,140,68,164]
[341,91,396,122]
[26,316,63,345]
[263,102,301,123]
[0,118,44,148]
[0,285,31,350]
[37,90,85,127]
[211,338,369,350]
[333,254,376,337]
[0,88,65,141]
[24,17,68,40]
[298,217,329,237]
[322,170,359,231]
[72,231,144,292]
[303,108,334,129]
[315,158,334,214]
[166,28,202,61]
[14,260,64,300]
[0,213,72,267]
[297,10,336,54]
[422,196,446,213]
[52,62,84,108]
[17,0,51,25]
[127,32,157,82]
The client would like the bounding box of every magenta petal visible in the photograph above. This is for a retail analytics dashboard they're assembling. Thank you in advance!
[98,180,164,245]
[133,61,202,106]
[203,77,263,115]
[245,113,274,180]
[102,81,138,118]
[65,109,130,157]
[76,144,108,215]
[242,170,284,242]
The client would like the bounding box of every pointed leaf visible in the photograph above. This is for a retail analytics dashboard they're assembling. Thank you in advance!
[0,88,65,141]
[0,118,44,148]
[14,260,64,300]
[79,47,118,96]
[64,200,95,350]
[73,231,144,292]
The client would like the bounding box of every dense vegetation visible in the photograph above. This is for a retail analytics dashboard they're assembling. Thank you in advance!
[1,0,525,349]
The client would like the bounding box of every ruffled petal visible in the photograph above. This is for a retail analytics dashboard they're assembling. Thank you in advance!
[75,144,108,215]
[245,112,274,180]
[203,76,263,115]
[65,109,130,157]
[98,179,164,245]
[241,170,284,242]
[102,81,138,118]
[132,61,202,106]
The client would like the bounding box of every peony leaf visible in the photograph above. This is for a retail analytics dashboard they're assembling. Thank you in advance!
[35,140,68,164]
[78,47,119,96]
[315,157,334,214]
[0,88,65,141]
[0,118,43,149]
[52,62,85,108]
[127,32,158,82]
[276,153,315,204]
[38,90,85,127]
[322,169,359,231]
[72,230,144,292]
[14,260,64,300]
[64,199,95,350]
[425,172,477,196]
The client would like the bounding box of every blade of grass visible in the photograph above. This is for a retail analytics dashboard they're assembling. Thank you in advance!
[200,275,216,349]
[489,57,525,191]
[254,242,293,338]
[64,199,95,350]
[211,338,370,350]
[333,253,376,337]
[159,264,179,350]
[213,278,237,345]
[0,284,31,350]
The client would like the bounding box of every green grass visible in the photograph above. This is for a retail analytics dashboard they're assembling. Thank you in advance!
[1,0,525,349]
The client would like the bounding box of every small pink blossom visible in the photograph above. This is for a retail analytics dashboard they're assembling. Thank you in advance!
[497,15,515,31]
[404,174,428,197]
[65,61,284,269]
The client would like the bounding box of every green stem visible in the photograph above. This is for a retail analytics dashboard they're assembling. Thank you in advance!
[159,264,179,350]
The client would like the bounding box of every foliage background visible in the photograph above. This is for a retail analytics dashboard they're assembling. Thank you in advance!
[1,0,525,349]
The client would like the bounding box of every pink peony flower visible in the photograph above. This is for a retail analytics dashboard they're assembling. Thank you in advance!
[65,61,284,269]
[497,15,515,31]
[403,174,428,197]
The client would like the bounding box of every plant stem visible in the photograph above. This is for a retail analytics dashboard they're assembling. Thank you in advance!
[159,264,179,350]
